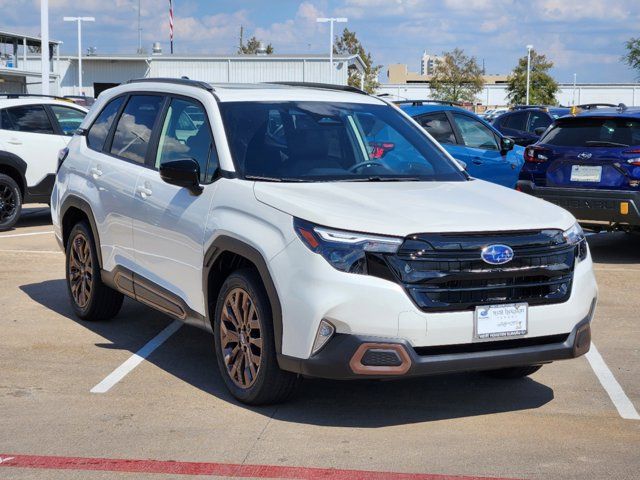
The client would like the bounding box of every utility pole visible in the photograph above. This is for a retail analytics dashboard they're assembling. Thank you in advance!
[572,73,577,106]
[137,0,142,53]
[239,25,244,52]
[41,0,50,95]
[316,17,348,84]
[525,44,533,105]
[63,16,95,95]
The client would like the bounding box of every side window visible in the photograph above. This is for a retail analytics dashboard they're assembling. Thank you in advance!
[49,105,86,136]
[418,113,456,144]
[155,98,217,183]
[503,112,527,131]
[87,96,125,151]
[528,112,552,132]
[110,95,164,164]
[1,105,54,134]
[452,113,499,150]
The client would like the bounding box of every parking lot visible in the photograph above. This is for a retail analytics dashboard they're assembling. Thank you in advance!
[1,206,639,480]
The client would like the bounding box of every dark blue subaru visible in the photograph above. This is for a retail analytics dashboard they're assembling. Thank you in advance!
[517,104,640,230]
[398,101,523,188]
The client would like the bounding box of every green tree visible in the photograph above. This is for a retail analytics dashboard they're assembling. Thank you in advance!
[333,28,381,93]
[238,36,274,55]
[506,50,558,105]
[429,48,484,103]
[623,37,640,76]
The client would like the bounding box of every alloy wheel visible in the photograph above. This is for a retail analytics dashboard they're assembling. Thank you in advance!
[0,183,17,222]
[69,233,93,308]
[220,287,263,388]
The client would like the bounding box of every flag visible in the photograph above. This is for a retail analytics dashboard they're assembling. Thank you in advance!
[169,0,174,54]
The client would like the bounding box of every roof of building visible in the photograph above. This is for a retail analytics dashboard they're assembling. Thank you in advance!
[0,30,61,46]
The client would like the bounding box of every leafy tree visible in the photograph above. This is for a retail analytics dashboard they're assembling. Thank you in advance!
[333,28,381,93]
[623,37,640,76]
[238,36,274,55]
[429,48,484,103]
[506,50,558,105]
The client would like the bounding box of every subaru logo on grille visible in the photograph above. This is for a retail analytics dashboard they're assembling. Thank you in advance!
[578,152,592,160]
[481,244,514,265]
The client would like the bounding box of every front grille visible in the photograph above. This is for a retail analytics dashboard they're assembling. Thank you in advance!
[372,230,578,312]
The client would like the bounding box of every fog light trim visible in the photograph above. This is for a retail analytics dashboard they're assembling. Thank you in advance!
[311,319,335,355]
[350,343,411,375]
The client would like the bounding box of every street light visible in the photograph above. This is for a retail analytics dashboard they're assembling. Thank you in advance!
[316,17,348,84]
[41,0,50,95]
[63,16,95,95]
[525,44,533,105]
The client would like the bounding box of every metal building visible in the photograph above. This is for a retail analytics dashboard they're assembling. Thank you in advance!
[22,52,365,98]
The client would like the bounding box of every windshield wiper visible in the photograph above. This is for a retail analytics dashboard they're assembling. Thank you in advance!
[245,175,306,182]
[352,176,423,182]
[584,141,629,147]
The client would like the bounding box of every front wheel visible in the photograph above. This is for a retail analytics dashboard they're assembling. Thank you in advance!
[483,365,542,379]
[213,269,298,405]
[0,173,22,231]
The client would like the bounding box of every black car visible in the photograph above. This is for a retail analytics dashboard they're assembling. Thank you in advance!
[493,106,570,146]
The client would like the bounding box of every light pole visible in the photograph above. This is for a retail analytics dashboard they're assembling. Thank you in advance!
[525,44,533,105]
[41,0,50,95]
[316,17,347,84]
[572,73,577,106]
[63,16,95,95]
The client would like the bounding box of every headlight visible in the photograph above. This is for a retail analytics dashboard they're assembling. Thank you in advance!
[563,222,587,260]
[294,218,403,274]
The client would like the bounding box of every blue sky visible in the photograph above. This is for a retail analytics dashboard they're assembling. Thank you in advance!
[3,0,640,83]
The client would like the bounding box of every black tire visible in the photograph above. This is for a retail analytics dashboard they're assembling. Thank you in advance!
[483,364,542,379]
[213,268,298,405]
[0,173,22,231]
[65,221,124,321]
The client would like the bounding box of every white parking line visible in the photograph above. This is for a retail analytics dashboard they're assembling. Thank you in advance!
[0,249,60,254]
[91,320,183,394]
[0,230,54,238]
[586,343,640,420]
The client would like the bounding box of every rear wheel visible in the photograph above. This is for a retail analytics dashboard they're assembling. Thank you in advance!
[0,173,21,231]
[484,365,542,379]
[66,221,124,321]
[213,269,298,405]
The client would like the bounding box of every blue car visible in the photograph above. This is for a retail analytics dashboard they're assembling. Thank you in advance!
[517,104,640,230]
[492,106,571,147]
[398,101,524,188]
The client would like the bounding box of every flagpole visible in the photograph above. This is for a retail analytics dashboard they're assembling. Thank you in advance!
[169,0,174,54]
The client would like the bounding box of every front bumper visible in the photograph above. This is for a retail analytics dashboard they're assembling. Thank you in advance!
[518,181,640,227]
[278,307,593,380]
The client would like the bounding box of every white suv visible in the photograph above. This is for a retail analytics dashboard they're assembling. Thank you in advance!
[0,96,87,230]
[51,79,598,404]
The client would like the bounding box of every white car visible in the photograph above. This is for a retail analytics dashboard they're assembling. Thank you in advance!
[51,79,598,404]
[0,96,87,230]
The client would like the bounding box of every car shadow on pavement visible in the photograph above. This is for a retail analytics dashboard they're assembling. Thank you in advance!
[14,206,52,229]
[587,232,640,265]
[21,278,555,428]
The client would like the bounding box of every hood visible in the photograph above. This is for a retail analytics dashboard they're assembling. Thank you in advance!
[253,179,575,237]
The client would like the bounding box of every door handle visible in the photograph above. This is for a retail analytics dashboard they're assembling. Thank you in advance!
[472,159,483,165]
[136,185,153,198]
[89,167,103,178]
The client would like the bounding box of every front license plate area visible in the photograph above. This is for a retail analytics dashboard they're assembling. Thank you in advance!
[570,165,602,182]
[474,303,528,340]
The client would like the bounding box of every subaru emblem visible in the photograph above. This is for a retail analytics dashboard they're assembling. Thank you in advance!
[481,244,514,265]
[578,152,592,160]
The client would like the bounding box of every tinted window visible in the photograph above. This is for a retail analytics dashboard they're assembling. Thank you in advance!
[528,112,552,132]
[87,96,125,150]
[49,105,86,136]
[0,105,54,134]
[155,98,217,183]
[452,113,498,150]
[502,111,527,131]
[418,113,456,144]
[541,117,640,147]
[110,95,164,164]
[219,101,465,182]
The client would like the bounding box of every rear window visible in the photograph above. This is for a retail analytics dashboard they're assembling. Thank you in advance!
[501,111,527,131]
[0,105,54,134]
[540,117,640,147]
[87,96,125,150]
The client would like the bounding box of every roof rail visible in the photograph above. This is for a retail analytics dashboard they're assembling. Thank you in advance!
[575,103,618,110]
[125,77,214,92]
[0,93,73,102]
[510,105,549,110]
[393,99,463,107]
[265,81,368,95]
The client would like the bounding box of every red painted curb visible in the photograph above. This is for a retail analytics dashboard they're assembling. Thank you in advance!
[0,454,521,480]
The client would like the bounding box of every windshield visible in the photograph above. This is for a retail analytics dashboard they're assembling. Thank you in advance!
[541,117,640,147]
[219,101,466,182]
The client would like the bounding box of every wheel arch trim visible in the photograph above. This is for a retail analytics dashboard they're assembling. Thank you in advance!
[60,195,104,269]
[0,150,27,195]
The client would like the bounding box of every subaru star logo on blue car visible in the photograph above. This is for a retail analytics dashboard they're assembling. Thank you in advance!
[481,244,515,265]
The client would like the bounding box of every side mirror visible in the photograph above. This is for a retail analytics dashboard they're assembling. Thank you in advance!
[455,159,467,171]
[159,158,203,195]
[534,127,547,136]
[500,137,515,154]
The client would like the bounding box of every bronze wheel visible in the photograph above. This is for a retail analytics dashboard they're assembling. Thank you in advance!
[69,232,93,309]
[220,287,263,388]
